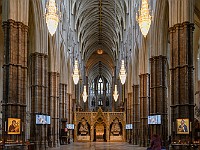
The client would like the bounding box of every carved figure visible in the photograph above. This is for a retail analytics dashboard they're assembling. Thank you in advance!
[79,118,88,135]
[111,118,121,135]
[8,120,19,132]
[178,119,188,132]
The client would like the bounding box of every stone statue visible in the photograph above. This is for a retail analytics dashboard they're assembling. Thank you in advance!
[111,118,121,135]
[79,118,89,135]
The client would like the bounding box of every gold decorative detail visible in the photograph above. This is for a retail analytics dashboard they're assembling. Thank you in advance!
[74,110,126,142]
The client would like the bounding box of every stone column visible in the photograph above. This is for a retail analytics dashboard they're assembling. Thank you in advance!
[2,19,28,149]
[120,84,125,112]
[139,74,149,147]
[150,55,168,146]
[74,113,77,142]
[123,112,126,142]
[59,83,67,119]
[30,52,48,149]
[169,22,195,144]
[91,125,94,142]
[76,82,81,112]
[68,94,74,140]
[59,83,67,141]
[127,93,132,142]
[59,83,67,145]
[130,92,133,144]
[133,85,140,145]
[118,80,123,111]
[106,125,109,142]
[66,94,70,124]
[107,114,110,142]
[112,76,115,111]
[48,72,60,147]
[85,76,88,111]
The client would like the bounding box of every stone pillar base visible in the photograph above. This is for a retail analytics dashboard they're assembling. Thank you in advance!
[34,141,47,150]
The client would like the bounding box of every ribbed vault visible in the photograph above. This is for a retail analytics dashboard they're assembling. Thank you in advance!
[87,52,114,84]
[72,0,127,82]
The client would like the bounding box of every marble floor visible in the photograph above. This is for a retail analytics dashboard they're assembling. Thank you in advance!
[49,142,147,150]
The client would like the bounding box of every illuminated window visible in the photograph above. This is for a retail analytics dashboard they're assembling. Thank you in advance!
[98,77,103,95]
[90,81,95,94]
[98,98,103,106]
[106,82,110,94]
[91,97,95,107]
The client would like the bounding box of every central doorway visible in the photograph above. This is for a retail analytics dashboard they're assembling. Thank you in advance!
[94,122,106,142]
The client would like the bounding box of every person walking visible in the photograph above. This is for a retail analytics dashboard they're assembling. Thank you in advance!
[150,134,162,150]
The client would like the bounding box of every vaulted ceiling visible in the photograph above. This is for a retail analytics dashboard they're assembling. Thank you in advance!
[72,0,127,83]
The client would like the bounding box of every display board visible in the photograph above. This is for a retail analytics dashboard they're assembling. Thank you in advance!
[67,124,74,129]
[36,115,50,124]
[148,115,161,124]
[125,124,133,129]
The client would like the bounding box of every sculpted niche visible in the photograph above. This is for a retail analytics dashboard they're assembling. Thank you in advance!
[78,118,90,136]
[110,118,122,135]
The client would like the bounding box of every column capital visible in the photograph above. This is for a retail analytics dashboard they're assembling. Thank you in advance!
[169,22,195,32]
[2,19,28,31]
[149,55,167,61]
[30,52,48,58]
[139,73,150,78]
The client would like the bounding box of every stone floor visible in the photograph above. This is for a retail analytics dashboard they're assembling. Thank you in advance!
[49,142,147,150]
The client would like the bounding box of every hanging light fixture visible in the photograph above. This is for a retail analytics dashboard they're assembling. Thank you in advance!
[97,49,103,55]
[136,0,152,37]
[73,60,79,85]
[82,85,88,103]
[119,60,126,85]
[113,85,119,102]
[45,0,60,36]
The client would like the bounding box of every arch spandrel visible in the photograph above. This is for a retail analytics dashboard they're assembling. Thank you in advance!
[92,107,107,126]
[75,112,92,125]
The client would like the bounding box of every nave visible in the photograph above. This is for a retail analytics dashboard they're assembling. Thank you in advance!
[0,0,200,150]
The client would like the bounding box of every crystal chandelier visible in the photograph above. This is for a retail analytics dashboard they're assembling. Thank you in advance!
[113,85,119,102]
[136,0,152,37]
[45,0,60,36]
[82,85,88,103]
[73,60,79,85]
[119,60,126,85]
